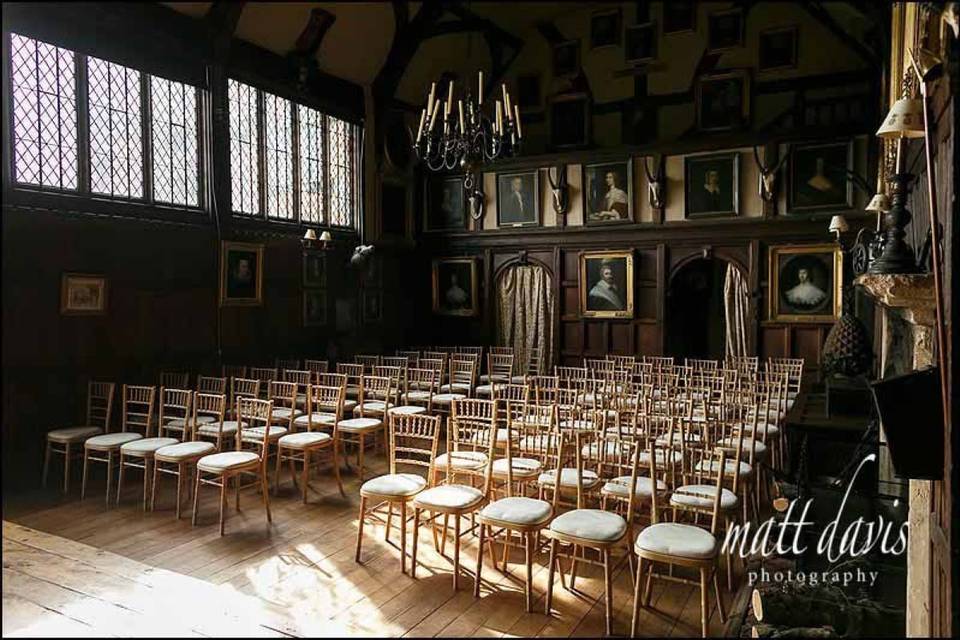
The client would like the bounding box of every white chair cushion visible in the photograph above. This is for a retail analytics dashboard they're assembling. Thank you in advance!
[537,468,600,489]
[741,422,780,436]
[655,433,702,447]
[479,374,510,384]
[354,401,393,415]
[413,484,484,510]
[491,457,542,478]
[481,497,552,525]
[558,419,596,432]
[345,385,360,398]
[510,375,528,384]
[48,426,102,443]
[361,473,427,497]
[635,522,718,560]
[342,399,358,413]
[549,509,627,542]
[278,432,331,448]
[293,412,337,427]
[402,390,432,402]
[670,484,739,511]
[440,383,472,394]
[474,384,494,397]
[695,459,753,477]
[197,421,241,437]
[337,417,383,433]
[120,437,179,456]
[165,416,215,428]
[241,426,288,442]
[638,449,684,465]
[435,450,488,470]
[717,437,768,458]
[387,405,427,416]
[432,393,466,406]
[85,432,143,449]
[155,441,216,461]
[197,450,260,473]
[518,435,560,454]
[602,475,667,499]
[271,407,303,420]
[580,440,621,458]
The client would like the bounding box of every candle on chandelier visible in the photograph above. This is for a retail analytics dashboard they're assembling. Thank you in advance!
[478,71,483,106]
[430,101,441,131]
[447,80,454,110]
[428,82,436,113]
[495,100,503,133]
[458,100,465,133]
[513,104,522,138]
[416,108,426,144]
[502,84,512,122]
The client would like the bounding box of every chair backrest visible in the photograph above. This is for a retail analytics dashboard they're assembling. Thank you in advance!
[122,385,156,437]
[489,346,514,356]
[585,358,615,373]
[269,380,298,413]
[230,377,260,412]
[355,354,380,373]
[159,387,192,428]
[194,392,226,441]
[607,354,636,370]
[235,397,274,457]
[305,384,345,432]
[487,353,515,379]
[555,366,589,386]
[525,346,544,377]
[337,363,364,389]
[396,350,421,367]
[686,358,719,371]
[222,364,247,379]
[458,346,484,359]
[419,358,445,388]
[249,367,277,390]
[380,356,408,370]
[197,375,227,395]
[505,401,558,491]
[359,375,391,408]
[374,365,405,400]
[580,432,642,518]
[305,359,330,376]
[406,367,437,396]
[448,356,477,389]
[449,398,496,454]
[160,372,190,389]
[276,358,301,371]
[282,369,312,399]
[316,372,348,389]
[389,412,441,477]
[674,446,728,534]
[86,381,115,432]
[493,382,530,403]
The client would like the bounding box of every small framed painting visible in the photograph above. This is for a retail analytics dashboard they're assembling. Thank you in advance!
[696,70,750,132]
[552,40,580,78]
[625,22,657,64]
[759,26,798,72]
[708,8,744,52]
[549,93,591,149]
[768,244,842,323]
[496,170,540,228]
[303,289,327,327]
[61,273,107,315]
[788,140,854,213]
[662,1,696,34]
[432,258,479,317]
[583,160,633,225]
[303,251,326,288]
[684,152,740,218]
[425,176,466,231]
[579,250,634,319]
[362,289,383,324]
[591,9,622,49]
[220,241,264,306]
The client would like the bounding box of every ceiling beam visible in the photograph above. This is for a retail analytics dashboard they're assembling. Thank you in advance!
[204,0,246,61]
[798,1,880,67]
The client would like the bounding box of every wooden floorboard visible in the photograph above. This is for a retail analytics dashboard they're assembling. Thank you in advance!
[4,454,731,637]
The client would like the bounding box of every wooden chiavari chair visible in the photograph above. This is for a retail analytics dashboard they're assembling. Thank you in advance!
[395,350,420,368]
[338,362,365,400]
[555,365,589,388]
[338,375,390,480]
[686,358,720,372]
[607,354,637,371]
[317,371,354,414]
[239,381,295,491]
[275,357,301,371]
[417,357,445,390]
[643,355,675,369]
[193,396,273,535]
[116,387,183,508]
[282,369,313,412]
[304,359,330,378]
[585,358,616,374]
[519,346,544,382]
[530,375,559,404]
[248,367,277,399]
[355,354,380,374]
[228,377,260,421]
[411,399,495,590]
[45,381,115,494]
[369,365,404,414]
[197,375,227,395]
[380,356,409,370]
[82,385,154,504]
[152,392,221,518]
[356,412,441,572]
[393,367,436,416]
[433,357,474,416]
[543,429,641,636]
[194,391,236,451]
[160,372,190,389]
[633,447,728,638]
[278,384,345,502]
[221,364,247,379]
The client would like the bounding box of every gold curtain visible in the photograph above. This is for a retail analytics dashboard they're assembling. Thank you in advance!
[723,263,752,357]
[497,265,555,374]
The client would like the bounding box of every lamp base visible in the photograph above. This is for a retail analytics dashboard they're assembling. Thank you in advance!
[868,172,919,275]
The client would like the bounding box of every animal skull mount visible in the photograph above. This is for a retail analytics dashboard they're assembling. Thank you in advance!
[464,172,485,221]
[643,156,666,212]
[753,145,789,203]
[546,165,570,217]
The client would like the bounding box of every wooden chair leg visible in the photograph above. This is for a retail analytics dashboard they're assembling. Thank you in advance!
[142,458,151,512]
[260,468,272,523]
[386,502,394,543]
[355,496,367,563]
[116,453,126,506]
[301,450,309,504]
[545,538,558,615]
[411,508,421,579]
[631,556,644,636]
[192,469,202,526]
[524,532,534,613]
[358,434,366,481]
[713,566,726,623]
[219,474,227,536]
[175,463,184,519]
[453,513,461,592]
[700,566,709,638]
[603,548,614,636]
[400,500,407,575]
[63,444,72,494]
[42,441,52,488]
[151,461,160,512]
[80,449,90,500]
[332,443,345,497]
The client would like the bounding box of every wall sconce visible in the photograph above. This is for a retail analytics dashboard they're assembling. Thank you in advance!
[828,214,849,241]
[302,229,332,250]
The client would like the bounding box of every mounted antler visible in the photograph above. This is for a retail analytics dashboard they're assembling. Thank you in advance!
[753,144,790,203]
[546,165,569,216]
[642,155,666,212]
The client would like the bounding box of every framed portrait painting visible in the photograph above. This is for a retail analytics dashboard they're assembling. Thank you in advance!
[552,40,580,78]
[708,8,744,52]
[662,1,696,34]
[220,241,264,306]
[591,9,621,49]
[61,273,107,315]
[432,258,479,317]
[625,22,657,64]
[696,71,750,132]
[425,176,465,231]
[549,93,591,149]
[583,160,633,225]
[768,244,842,323]
[684,152,740,218]
[496,170,540,228]
[303,289,327,327]
[580,251,634,319]
[787,140,854,213]
[302,251,326,288]
[759,26,798,72]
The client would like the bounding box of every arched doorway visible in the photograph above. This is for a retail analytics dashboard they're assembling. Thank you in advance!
[495,262,556,374]
[666,257,750,361]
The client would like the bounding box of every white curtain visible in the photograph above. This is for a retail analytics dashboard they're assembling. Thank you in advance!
[723,263,752,358]
[497,265,555,374]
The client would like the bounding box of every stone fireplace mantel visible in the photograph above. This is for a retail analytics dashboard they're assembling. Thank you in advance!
[855,273,936,327]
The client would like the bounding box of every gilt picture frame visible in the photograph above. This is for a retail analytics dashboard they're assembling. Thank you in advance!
[768,244,842,323]
[579,250,634,319]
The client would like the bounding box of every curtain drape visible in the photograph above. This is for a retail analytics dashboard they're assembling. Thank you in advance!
[723,263,752,358]
[497,265,555,375]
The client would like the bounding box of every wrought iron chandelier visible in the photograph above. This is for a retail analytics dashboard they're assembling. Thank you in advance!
[413,71,522,190]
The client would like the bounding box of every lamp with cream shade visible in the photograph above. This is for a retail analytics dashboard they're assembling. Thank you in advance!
[828,215,849,240]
